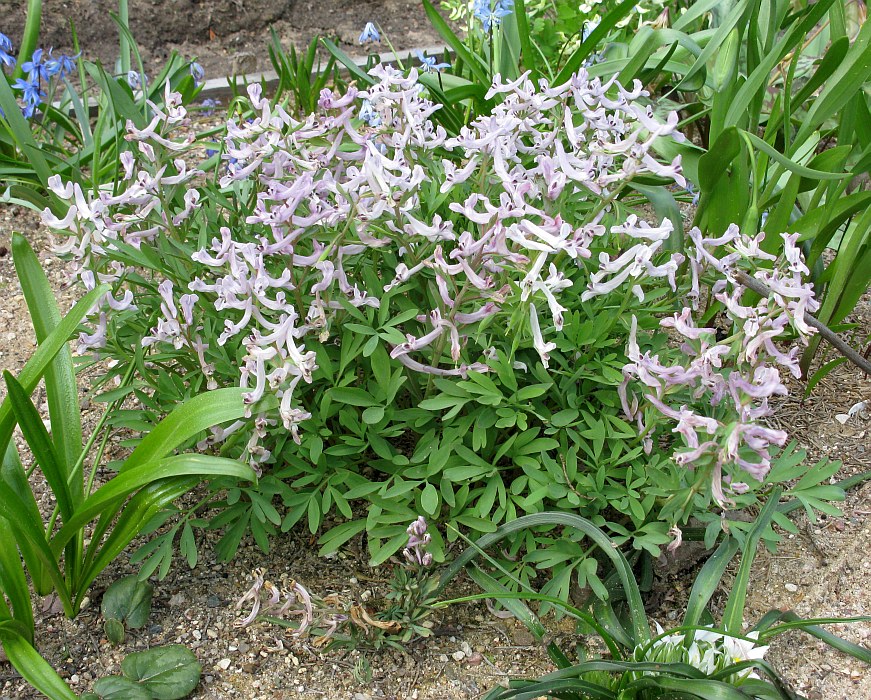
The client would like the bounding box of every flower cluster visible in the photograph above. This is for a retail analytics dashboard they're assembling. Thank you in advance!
[6,44,79,118]
[44,61,689,468]
[620,227,819,504]
[403,516,433,567]
[637,623,769,683]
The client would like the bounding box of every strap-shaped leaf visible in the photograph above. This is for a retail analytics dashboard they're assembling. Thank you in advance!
[52,454,254,555]
[13,209,83,498]
[3,372,74,523]
[0,625,78,700]
[121,388,271,473]
[0,518,34,640]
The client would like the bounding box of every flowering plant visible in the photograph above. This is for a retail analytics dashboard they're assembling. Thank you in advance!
[42,56,838,585]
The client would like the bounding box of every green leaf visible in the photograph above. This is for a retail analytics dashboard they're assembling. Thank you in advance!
[421,483,439,516]
[103,619,127,646]
[0,625,78,700]
[93,675,153,700]
[122,388,270,473]
[328,387,379,407]
[422,0,489,87]
[12,233,83,492]
[121,645,201,700]
[101,575,154,629]
[4,372,75,524]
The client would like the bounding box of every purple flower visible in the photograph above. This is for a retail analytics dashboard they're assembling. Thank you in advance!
[403,516,433,567]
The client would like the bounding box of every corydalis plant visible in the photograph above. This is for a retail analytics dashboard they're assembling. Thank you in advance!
[621,227,820,508]
[44,64,687,464]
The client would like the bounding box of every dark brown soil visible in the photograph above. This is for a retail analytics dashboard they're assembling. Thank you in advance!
[1,0,442,79]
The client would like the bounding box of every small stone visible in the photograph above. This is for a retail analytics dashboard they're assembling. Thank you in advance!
[238,642,250,654]
[217,658,231,671]
[784,583,799,592]
[169,593,186,607]
[232,52,257,74]
[460,641,473,656]
[438,654,448,663]
[206,594,221,608]
[451,650,466,662]
[207,629,218,639]
[467,652,484,666]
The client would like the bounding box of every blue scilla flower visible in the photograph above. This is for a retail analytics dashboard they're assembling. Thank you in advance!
[0,32,15,69]
[127,70,146,90]
[473,0,514,32]
[44,51,80,79]
[22,48,49,83]
[358,22,380,45]
[13,77,45,118]
[415,50,450,73]
[359,99,381,127]
[190,61,205,86]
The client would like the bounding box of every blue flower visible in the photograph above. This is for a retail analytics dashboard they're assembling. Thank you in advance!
[126,70,146,90]
[473,0,514,32]
[201,97,220,116]
[358,22,381,45]
[686,183,699,207]
[190,61,205,86]
[0,32,14,70]
[415,50,450,73]
[13,77,45,118]
[22,48,49,83]
[359,99,381,127]
[44,51,79,79]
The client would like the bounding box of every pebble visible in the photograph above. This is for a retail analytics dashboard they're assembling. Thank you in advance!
[784,583,799,592]
[206,594,222,608]
[467,652,484,666]
[451,650,466,662]
[217,658,232,670]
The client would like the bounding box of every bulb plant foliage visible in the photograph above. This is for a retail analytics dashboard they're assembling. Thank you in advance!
[39,53,840,592]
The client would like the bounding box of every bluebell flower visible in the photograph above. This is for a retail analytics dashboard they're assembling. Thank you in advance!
[126,70,146,90]
[13,77,45,118]
[415,50,450,73]
[473,0,514,32]
[22,48,49,83]
[201,97,220,116]
[686,182,699,207]
[44,51,79,79]
[190,61,205,86]
[581,20,599,43]
[0,32,15,69]
[358,22,380,45]
[359,99,381,127]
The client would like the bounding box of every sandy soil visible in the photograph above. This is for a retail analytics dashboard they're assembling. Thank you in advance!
[1,0,443,82]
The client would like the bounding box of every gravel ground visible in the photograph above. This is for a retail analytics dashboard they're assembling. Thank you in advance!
[0,200,869,699]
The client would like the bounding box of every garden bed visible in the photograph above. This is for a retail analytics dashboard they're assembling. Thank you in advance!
[1,206,868,700]
[2,0,441,79]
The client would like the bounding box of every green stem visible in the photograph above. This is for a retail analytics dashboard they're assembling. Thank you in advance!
[14,0,43,81]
